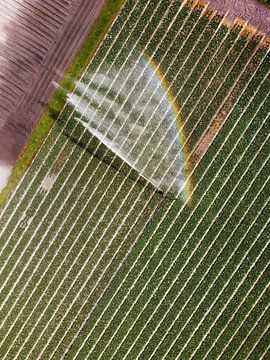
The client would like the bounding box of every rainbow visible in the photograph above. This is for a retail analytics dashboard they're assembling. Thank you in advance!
[142,51,193,203]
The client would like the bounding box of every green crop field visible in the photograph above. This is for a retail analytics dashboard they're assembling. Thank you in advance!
[0,0,269,359]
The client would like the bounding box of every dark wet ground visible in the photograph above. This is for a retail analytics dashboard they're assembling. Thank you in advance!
[207,0,270,35]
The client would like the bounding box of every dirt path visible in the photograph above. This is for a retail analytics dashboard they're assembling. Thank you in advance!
[0,0,105,165]
[207,0,270,36]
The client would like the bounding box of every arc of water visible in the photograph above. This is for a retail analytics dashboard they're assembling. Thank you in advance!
[0,0,140,229]
[13,23,266,358]
[62,4,236,228]
[199,254,270,360]
[70,2,194,196]
[43,64,268,360]
[69,0,196,179]
[70,1,215,201]
[103,12,249,203]
[98,111,270,360]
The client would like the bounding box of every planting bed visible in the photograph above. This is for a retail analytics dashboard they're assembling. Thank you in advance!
[0,0,269,358]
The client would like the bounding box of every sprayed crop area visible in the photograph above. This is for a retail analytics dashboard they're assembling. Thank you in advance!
[0,0,269,358]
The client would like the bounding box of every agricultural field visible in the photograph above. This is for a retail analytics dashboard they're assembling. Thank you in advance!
[0,0,269,359]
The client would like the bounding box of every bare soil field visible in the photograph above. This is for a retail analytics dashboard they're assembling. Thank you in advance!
[208,0,270,36]
[0,0,105,165]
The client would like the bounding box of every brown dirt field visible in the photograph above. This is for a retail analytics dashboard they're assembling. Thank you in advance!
[0,0,105,165]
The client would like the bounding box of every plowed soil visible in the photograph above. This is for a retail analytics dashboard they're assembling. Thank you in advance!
[0,0,105,165]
